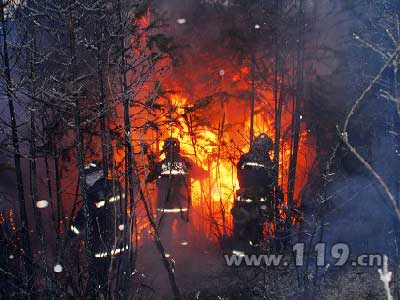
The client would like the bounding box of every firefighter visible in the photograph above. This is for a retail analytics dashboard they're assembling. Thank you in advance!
[146,138,206,254]
[68,161,129,297]
[231,133,279,252]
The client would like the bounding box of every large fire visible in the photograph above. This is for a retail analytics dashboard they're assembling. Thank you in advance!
[113,55,316,242]
[54,11,316,245]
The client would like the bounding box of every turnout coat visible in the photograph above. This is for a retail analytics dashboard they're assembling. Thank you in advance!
[146,154,206,217]
[70,177,129,258]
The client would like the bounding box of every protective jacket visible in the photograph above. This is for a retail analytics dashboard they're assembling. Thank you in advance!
[70,177,129,258]
[232,148,278,247]
[147,154,195,217]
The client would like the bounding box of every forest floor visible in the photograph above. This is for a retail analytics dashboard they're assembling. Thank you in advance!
[136,236,390,300]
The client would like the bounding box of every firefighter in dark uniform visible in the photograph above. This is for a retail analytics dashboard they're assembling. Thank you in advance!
[231,133,279,252]
[146,138,206,254]
[69,161,129,297]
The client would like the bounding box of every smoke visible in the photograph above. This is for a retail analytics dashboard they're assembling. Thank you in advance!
[323,171,396,255]
[155,0,349,75]
[156,0,270,60]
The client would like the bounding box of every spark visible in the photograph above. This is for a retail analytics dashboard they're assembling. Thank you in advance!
[177,18,186,25]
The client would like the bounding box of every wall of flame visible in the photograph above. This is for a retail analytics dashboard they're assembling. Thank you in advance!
[112,56,317,242]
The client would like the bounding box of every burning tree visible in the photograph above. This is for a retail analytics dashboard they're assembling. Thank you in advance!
[0,0,176,297]
[127,0,317,243]
[0,0,327,298]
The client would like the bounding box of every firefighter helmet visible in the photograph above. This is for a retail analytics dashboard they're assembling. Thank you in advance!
[84,160,102,175]
[251,133,273,152]
[84,161,104,188]
[163,138,180,154]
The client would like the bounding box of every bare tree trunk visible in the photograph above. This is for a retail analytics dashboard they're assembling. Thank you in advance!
[287,0,305,232]
[249,54,256,144]
[137,183,182,300]
[40,113,58,241]
[66,1,96,297]
[393,56,399,202]
[0,2,33,295]
[27,21,56,297]
[273,0,284,184]
[29,107,50,297]
[54,147,64,249]
[28,20,48,267]
[95,4,109,179]
[391,37,400,300]
[73,54,96,300]
[44,147,56,234]
[116,0,136,272]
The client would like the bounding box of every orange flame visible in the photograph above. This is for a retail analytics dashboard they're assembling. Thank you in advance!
[61,10,317,245]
